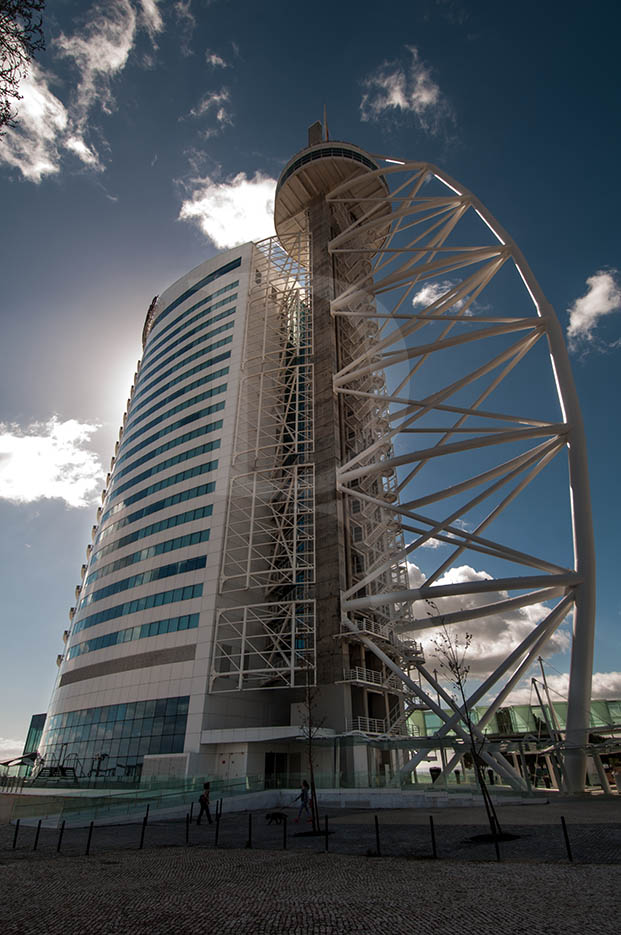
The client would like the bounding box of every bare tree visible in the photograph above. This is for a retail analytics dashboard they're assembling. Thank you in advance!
[299,666,322,832]
[0,0,45,132]
[432,625,503,839]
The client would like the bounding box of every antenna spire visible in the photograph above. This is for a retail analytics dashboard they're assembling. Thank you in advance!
[323,104,329,141]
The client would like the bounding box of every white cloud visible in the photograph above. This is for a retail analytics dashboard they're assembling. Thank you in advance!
[187,88,233,136]
[64,135,100,167]
[179,171,276,248]
[507,671,621,705]
[205,50,229,68]
[566,270,621,350]
[138,0,164,39]
[412,279,469,312]
[0,0,157,181]
[407,563,570,679]
[0,64,69,181]
[361,46,453,133]
[0,417,104,508]
[174,1,196,56]
[0,738,26,761]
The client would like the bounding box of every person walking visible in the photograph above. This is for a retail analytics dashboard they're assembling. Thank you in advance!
[197,781,212,825]
[294,779,311,823]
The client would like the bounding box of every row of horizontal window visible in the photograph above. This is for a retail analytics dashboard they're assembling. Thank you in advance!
[139,310,235,382]
[45,715,187,742]
[85,532,210,585]
[67,613,200,659]
[110,434,221,502]
[42,734,184,761]
[151,256,241,330]
[78,555,207,609]
[124,369,228,436]
[95,482,216,545]
[73,584,203,633]
[101,458,219,524]
[115,394,226,468]
[126,353,231,422]
[47,696,189,731]
[91,507,213,566]
[133,335,233,404]
[143,282,237,362]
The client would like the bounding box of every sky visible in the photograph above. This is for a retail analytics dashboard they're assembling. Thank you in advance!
[1,0,620,758]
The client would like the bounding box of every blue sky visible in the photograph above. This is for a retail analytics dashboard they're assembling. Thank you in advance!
[1,0,619,756]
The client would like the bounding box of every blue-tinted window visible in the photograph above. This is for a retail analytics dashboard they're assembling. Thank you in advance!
[73,584,203,633]
[78,555,207,609]
[40,695,190,779]
[126,373,228,431]
[95,482,215,544]
[129,355,230,415]
[151,257,241,329]
[143,285,237,362]
[110,435,221,500]
[85,530,210,585]
[91,505,213,564]
[67,614,199,659]
[140,318,234,382]
[133,337,233,403]
[101,459,219,524]
[118,406,224,469]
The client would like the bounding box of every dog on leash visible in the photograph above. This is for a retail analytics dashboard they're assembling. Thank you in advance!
[265,811,288,825]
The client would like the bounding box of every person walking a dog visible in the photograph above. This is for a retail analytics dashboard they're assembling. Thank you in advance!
[294,779,311,823]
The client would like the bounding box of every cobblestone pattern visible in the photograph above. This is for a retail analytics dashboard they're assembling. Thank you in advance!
[2,846,620,935]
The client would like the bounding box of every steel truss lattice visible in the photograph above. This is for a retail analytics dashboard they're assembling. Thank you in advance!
[329,159,595,792]
[212,234,316,692]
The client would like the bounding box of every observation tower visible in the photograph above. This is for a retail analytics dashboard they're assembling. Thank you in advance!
[38,124,595,794]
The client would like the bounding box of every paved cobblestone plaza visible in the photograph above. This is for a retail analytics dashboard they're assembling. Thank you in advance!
[2,800,620,933]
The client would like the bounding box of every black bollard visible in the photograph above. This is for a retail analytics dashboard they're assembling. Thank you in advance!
[283,814,287,850]
[246,813,252,849]
[215,810,220,847]
[139,814,147,850]
[493,834,501,862]
[33,819,42,851]
[561,815,573,862]
[429,815,437,859]
[185,812,190,845]
[57,820,65,853]
[374,814,381,857]
[190,802,194,822]
[12,819,20,850]
[85,821,94,856]
[324,815,329,852]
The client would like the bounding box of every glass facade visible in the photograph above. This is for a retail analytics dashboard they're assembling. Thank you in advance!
[73,582,203,633]
[134,336,233,400]
[114,418,222,481]
[140,317,234,378]
[143,283,237,360]
[101,458,219,522]
[91,505,213,563]
[130,352,231,411]
[67,613,199,659]
[110,436,221,500]
[124,374,227,432]
[40,696,190,779]
[95,481,216,543]
[86,530,210,584]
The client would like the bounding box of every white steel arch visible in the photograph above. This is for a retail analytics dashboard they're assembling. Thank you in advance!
[328,157,595,793]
